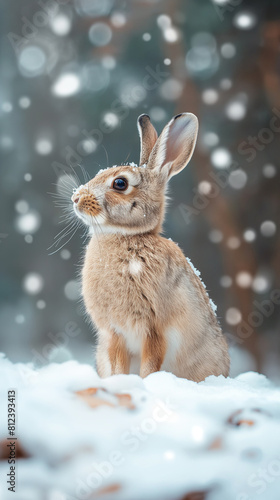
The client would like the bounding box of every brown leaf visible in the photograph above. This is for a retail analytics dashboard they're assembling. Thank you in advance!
[236,419,255,427]
[208,436,223,450]
[181,491,208,500]
[75,387,135,410]
[76,388,98,397]
[227,408,270,427]
[78,395,115,409]
[116,393,135,410]
[90,483,121,498]
[0,440,29,460]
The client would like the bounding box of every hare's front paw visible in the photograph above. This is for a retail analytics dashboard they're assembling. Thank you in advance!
[97,329,131,377]
[140,329,166,378]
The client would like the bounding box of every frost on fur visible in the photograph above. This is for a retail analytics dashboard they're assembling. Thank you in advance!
[186,256,217,315]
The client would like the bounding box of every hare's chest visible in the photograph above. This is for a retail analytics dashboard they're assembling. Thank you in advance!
[82,243,148,318]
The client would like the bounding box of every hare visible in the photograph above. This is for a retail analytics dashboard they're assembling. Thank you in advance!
[72,113,230,381]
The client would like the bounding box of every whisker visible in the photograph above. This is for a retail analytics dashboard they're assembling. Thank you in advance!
[78,164,91,184]
[65,164,83,187]
[49,220,78,248]
[124,150,131,163]
[53,172,79,189]
[57,179,77,194]
[48,224,81,256]
[53,221,77,242]
[101,145,109,168]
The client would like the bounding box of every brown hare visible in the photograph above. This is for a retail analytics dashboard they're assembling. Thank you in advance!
[72,113,230,381]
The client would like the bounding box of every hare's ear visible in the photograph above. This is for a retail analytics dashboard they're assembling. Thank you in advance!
[147,113,198,179]
[137,114,158,166]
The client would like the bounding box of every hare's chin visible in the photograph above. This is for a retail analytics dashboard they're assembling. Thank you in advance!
[73,205,100,227]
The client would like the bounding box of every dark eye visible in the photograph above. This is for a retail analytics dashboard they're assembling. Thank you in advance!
[112,177,128,191]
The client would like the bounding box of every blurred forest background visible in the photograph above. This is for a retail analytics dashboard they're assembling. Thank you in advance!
[0,0,280,378]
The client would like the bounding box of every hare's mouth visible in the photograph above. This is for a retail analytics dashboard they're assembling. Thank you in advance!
[73,204,104,228]
[71,190,104,228]
[72,192,102,217]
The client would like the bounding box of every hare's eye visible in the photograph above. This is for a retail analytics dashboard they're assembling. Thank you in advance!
[112,177,128,191]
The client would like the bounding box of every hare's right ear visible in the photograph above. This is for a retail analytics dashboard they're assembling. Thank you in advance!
[137,114,158,166]
[147,113,198,179]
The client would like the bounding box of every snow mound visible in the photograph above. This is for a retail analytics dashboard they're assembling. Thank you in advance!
[1,356,280,500]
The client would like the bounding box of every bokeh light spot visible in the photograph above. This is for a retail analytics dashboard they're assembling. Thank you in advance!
[221,43,236,58]
[52,73,81,97]
[160,79,183,101]
[37,300,46,309]
[15,314,25,324]
[262,164,276,178]
[25,235,33,244]
[244,229,256,242]
[89,22,112,46]
[64,280,80,300]
[202,88,218,105]
[209,229,223,243]
[15,200,29,214]
[149,107,166,122]
[60,249,71,260]
[260,221,276,237]
[252,275,270,293]
[50,14,72,36]
[226,101,247,121]
[226,307,242,325]
[198,181,212,195]
[102,112,119,130]
[203,132,219,147]
[220,78,232,90]
[23,273,44,295]
[143,33,152,42]
[19,96,31,108]
[18,46,46,77]
[233,12,257,30]
[35,138,53,155]
[111,12,126,28]
[228,170,247,189]
[211,148,232,169]
[227,236,240,249]
[16,211,41,234]
[236,272,252,288]
[2,102,13,113]
[220,276,232,288]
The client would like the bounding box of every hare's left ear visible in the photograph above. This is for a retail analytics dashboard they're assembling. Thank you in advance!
[137,114,158,166]
[147,113,198,179]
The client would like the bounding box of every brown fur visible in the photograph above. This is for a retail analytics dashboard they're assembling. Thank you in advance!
[140,324,167,378]
[138,114,158,165]
[72,113,230,382]
[108,330,130,375]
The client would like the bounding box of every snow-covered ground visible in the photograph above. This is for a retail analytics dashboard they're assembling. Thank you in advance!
[1,354,280,500]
